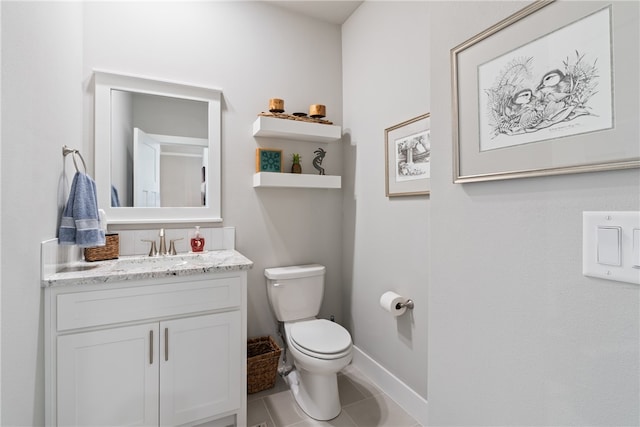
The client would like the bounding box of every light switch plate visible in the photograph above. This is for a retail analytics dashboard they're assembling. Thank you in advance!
[596,226,621,266]
[583,212,640,285]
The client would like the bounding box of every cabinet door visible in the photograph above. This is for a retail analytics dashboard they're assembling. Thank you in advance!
[159,312,241,426]
[57,324,160,427]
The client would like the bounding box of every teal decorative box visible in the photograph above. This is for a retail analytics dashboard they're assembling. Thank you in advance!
[256,148,283,172]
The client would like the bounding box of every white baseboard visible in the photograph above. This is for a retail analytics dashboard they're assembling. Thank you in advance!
[351,345,428,426]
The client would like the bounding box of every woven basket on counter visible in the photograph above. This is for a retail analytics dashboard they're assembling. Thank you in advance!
[247,336,282,394]
[84,233,119,262]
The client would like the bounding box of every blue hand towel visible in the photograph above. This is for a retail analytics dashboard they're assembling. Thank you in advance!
[59,172,105,248]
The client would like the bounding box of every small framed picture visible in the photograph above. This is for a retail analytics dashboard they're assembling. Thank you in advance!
[256,148,283,173]
[385,113,431,197]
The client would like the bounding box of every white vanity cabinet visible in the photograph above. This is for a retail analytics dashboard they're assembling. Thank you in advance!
[45,271,247,427]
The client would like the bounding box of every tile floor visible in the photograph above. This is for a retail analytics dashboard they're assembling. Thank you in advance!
[247,365,421,427]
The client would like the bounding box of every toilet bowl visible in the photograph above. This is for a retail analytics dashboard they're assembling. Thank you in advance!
[283,319,352,420]
[264,264,353,421]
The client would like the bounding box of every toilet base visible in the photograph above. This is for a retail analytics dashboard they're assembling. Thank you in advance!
[285,368,341,421]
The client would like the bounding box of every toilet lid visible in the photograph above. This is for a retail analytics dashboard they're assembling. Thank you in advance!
[289,319,352,355]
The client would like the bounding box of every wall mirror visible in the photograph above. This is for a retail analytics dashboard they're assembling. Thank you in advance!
[94,71,222,224]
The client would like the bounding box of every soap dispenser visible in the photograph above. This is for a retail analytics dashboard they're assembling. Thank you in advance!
[190,226,205,253]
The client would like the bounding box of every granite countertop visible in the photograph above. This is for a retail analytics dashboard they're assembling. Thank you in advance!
[42,250,254,287]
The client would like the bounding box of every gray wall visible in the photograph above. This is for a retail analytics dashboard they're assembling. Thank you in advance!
[82,4,345,342]
[342,0,639,423]
[111,89,133,206]
[427,1,639,425]
[2,3,84,424]
[342,1,431,399]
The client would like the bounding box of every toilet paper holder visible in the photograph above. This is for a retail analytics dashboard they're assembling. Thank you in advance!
[396,299,414,310]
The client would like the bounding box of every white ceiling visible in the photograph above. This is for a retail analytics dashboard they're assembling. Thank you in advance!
[265,1,363,25]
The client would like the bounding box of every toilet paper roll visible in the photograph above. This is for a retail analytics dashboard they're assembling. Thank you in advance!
[379,291,407,317]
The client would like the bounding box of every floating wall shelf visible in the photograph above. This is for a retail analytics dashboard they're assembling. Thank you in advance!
[253,172,341,189]
[253,116,342,143]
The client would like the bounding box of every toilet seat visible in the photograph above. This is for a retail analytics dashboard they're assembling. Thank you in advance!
[287,319,352,360]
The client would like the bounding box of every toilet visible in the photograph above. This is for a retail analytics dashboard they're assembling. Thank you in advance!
[264,264,353,421]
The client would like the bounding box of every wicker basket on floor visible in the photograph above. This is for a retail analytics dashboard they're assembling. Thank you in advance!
[247,336,282,394]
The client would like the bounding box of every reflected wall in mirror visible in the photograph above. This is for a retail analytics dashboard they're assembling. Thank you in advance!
[110,89,208,208]
[95,71,222,224]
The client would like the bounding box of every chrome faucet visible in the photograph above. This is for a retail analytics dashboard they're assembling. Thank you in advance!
[159,228,167,256]
[142,229,181,256]
[168,238,184,255]
[142,239,158,257]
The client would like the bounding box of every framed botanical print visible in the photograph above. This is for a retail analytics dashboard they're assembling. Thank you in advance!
[451,0,639,183]
[385,113,431,196]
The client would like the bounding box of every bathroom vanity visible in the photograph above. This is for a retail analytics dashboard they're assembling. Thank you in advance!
[42,250,253,427]
[43,70,250,426]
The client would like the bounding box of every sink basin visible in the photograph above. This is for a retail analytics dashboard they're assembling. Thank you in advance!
[57,264,101,273]
[112,254,205,270]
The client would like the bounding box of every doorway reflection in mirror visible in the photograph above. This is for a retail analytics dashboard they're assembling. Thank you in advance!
[110,90,208,208]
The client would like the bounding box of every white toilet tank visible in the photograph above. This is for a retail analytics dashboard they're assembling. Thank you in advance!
[264,264,325,322]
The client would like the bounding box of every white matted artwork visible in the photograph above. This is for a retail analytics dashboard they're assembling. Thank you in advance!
[385,113,431,197]
[451,0,639,183]
[479,6,612,151]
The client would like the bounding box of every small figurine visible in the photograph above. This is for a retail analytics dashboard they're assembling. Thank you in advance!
[312,148,326,175]
[291,153,302,174]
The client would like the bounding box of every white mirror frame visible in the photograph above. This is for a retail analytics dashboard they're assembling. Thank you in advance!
[94,71,222,224]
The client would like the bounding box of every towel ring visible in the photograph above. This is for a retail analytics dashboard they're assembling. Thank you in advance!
[62,145,87,173]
